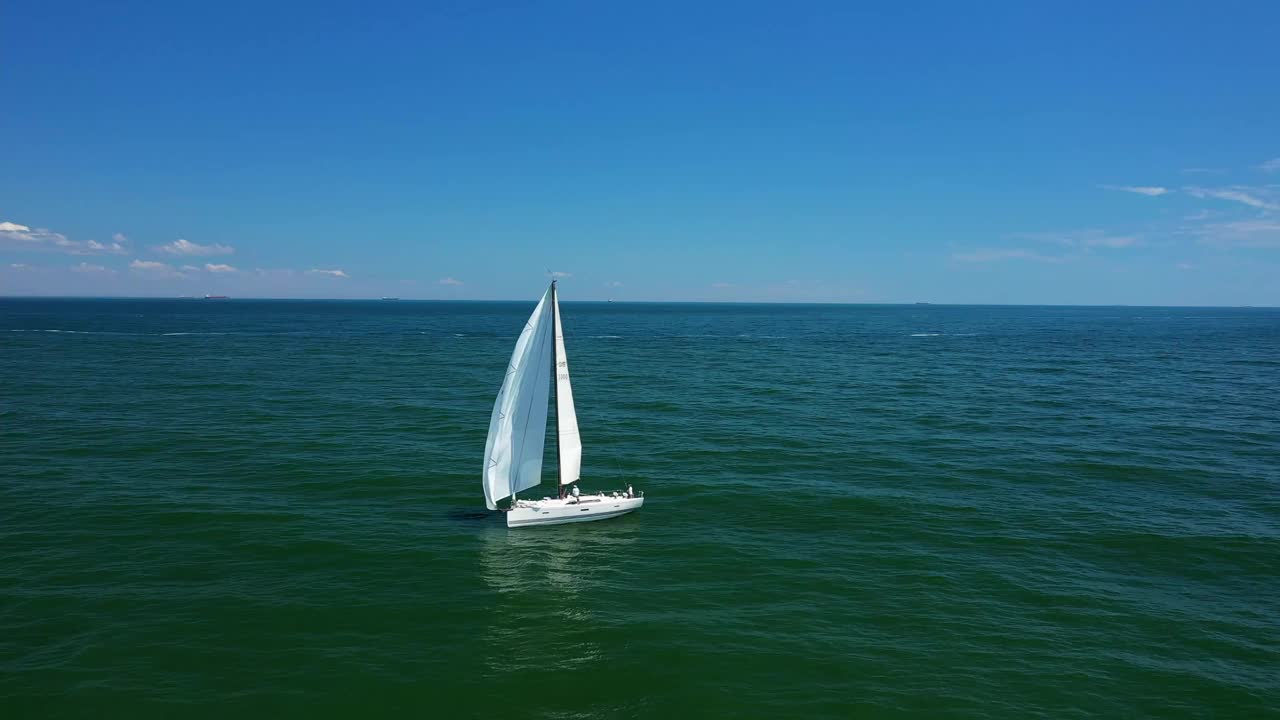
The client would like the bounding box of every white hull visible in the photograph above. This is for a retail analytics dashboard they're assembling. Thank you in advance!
[507,492,644,528]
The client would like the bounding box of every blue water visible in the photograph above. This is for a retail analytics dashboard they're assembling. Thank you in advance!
[2,299,1278,717]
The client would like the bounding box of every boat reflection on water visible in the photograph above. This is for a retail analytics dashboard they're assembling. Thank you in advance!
[477,522,640,675]
[478,522,639,594]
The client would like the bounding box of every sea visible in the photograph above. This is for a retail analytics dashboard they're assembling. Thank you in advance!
[2,298,1277,718]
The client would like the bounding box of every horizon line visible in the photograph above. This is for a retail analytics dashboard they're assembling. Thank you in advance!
[0,295,1275,309]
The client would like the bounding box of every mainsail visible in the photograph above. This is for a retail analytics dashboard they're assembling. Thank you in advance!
[552,286,582,485]
[482,288,555,510]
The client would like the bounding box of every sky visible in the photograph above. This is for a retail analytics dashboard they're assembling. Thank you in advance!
[2,1,1278,304]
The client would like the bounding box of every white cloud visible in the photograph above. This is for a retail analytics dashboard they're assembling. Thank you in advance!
[75,239,125,254]
[1083,235,1137,248]
[112,232,128,243]
[9,262,29,269]
[1257,158,1280,173]
[1192,220,1280,248]
[205,263,237,273]
[181,265,200,272]
[129,259,190,278]
[958,229,1140,264]
[72,262,113,274]
[86,239,127,253]
[1184,186,1280,211]
[153,238,234,256]
[550,270,572,278]
[130,259,171,271]
[438,277,464,285]
[1007,229,1139,249]
[307,268,349,278]
[0,219,126,254]
[1176,262,1196,270]
[952,248,1069,263]
[1100,185,1171,196]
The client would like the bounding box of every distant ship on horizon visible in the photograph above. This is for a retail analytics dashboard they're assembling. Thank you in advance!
[381,297,400,301]
[204,294,230,300]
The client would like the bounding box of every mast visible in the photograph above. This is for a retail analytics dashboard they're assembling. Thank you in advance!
[550,279,564,499]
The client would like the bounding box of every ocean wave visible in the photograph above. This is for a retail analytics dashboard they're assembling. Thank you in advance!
[6,328,132,335]
[4,299,1277,719]
[9,329,235,337]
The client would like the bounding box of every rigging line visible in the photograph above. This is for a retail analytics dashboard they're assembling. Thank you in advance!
[611,443,625,488]
[562,288,625,489]
[551,280,562,498]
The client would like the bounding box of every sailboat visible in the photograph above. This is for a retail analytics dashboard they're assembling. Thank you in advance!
[482,279,644,528]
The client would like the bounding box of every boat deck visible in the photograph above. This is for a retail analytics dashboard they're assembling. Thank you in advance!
[508,492,643,528]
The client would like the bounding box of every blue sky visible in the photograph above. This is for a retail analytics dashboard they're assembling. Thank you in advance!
[2,1,1278,304]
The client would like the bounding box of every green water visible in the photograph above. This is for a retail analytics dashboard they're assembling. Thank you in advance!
[2,299,1277,718]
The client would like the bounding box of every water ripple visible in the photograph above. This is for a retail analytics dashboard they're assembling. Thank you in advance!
[1,300,1277,717]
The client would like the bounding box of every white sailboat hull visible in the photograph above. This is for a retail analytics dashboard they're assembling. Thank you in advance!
[507,493,644,528]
